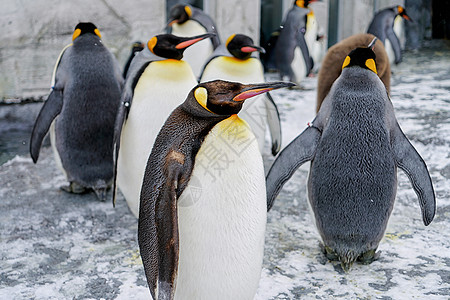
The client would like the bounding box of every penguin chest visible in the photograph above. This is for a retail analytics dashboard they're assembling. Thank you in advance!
[201,57,268,152]
[175,115,267,300]
[172,21,213,77]
[291,46,307,83]
[117,60,196,217]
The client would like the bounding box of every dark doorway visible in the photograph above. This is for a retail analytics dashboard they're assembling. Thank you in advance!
[432,0,450,39]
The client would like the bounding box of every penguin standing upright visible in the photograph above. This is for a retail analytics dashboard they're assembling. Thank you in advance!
[167,4,221,78]
[30,22,123,200]
[367,5,412,65]
[266,44,435,271]
[114,33,215,217]
[316,33,390,112]
[304,6,325,72]
[138,80,294,300]
[273,0,315,84]
[200,34,283,155]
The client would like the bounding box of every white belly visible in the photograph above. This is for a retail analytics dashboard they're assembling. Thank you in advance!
[172,20,214,78]
[49,120,67,178]
[385,39,396,66]
[174,115,267,300]
[292,46,307,85]
[200,57,268,153]
[117,60,196,217]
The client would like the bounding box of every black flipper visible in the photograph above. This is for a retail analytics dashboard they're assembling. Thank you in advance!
[391,122,436,225]
[266,125,321,211]
[139,158,183,300]
[386,27,402,64]
[29,89,63,163]
[297,27,313,77]
[265,93,282,156]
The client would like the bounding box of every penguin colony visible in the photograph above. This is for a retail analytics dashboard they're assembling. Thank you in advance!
[28,2,436,299]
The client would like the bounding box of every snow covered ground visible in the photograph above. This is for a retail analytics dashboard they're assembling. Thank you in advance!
[1,41,449,299]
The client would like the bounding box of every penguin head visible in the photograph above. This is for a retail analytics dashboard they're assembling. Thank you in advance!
[294,0,317,8]
[72,22,101,41]
[341,46,378,74]
[167,4,192,26]
[396,6,412,21]
[188,80,295,116]
[147,33,216,60]
[225,34,266,60]
[131,41,144,53]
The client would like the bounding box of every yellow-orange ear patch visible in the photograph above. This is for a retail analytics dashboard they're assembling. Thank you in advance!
[72,28,81,41]
[147,37,157,53]
[194,87,214,113]
[342,56,351,69]
[185,5,192,17]
[296,0,306,8]
[226,34,236,47]
[94,28,102,39]
[398,6,404,14]
[365,58,377,74]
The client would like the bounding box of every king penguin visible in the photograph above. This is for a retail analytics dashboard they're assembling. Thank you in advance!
[304,4,325,72]
[167,4,221,79]
[114,33,215,218]
[199,33,283,155]
[30,22,123,200]
[316,34,390,112]
[265,45,435,271]
[273,0,315,84]
[138,79,294,300]
[367,5,412,65]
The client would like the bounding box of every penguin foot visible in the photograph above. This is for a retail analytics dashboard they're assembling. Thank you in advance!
[320,244,339,261]
[93,187,108,202]
[357,249,380,265]
[60,182,87,194]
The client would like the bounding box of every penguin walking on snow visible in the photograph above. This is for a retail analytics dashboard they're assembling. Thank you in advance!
[367,5,412,65]
[30,22,123,200]
[200,34,283,155]
[138,79,294,300]
[167,4,221,78]
[316,33,390,112]
[266,42,435,271]
[114,33,215,217]
[273,0,315,84]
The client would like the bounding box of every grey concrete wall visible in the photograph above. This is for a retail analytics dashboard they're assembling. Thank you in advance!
[204,1,260,44]
[0,0,165,101]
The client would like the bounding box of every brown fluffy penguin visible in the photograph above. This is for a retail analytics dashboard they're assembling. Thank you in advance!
[316,33,390,112]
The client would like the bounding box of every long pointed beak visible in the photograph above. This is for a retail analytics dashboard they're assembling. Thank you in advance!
[233,82,295,102]
[401,13,412,22]
[175,33,216,49]
[241,45,266,54]
[167,18,178,28]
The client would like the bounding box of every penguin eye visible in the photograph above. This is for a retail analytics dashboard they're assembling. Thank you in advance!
[194,87,214,113]
[94,28,102,39]
[226,34,236,47]
[72,28,81,41]
[184,5,192,17]
[341,56,351,70]
[365,58,377,74]
[147,37,157,53]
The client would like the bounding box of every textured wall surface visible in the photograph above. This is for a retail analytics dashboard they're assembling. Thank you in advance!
[0,0,165,100]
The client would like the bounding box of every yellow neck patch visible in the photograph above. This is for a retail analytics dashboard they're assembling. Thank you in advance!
[185,5,192,17]
[341,56,351,69]
[226,34,236,47]
[72,29,81,41]
[94,28,102,39]
[194,87,214,113]
[365,58,377,74]
[147,37,157,54]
